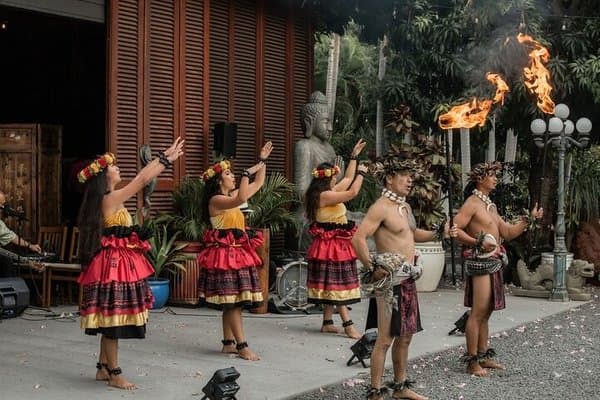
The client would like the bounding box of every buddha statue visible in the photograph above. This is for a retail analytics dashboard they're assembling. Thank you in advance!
[294,91,337,196]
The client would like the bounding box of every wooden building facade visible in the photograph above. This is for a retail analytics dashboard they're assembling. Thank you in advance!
[108,0,313,214]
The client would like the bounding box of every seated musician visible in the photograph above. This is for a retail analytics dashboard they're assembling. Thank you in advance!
[0,190,42,277]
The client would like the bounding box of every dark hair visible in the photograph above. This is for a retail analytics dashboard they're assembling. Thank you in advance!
[305,162,334,222]
[77,172,107,267]
[200,176,222,226]
[464,180,477,201]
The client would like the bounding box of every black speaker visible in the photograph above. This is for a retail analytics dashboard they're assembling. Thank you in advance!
[0,277,30,319]
[214,122,237,157]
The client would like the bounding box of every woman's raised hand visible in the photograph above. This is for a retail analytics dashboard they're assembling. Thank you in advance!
[351,138,367,158]
[165,137,185,162]
[259,141,273,161]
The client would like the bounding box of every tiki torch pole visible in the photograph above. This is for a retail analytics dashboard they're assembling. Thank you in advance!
[445,129,457,285]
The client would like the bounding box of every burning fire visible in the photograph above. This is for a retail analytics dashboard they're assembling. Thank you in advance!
[438,73,509,130]
[517,33,555,114]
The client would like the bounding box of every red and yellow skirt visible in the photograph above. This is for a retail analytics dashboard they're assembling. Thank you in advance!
[78,228,154,339]
[197,228,264,310]
[306,222,361,305]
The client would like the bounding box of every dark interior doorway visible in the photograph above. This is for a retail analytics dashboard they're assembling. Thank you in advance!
[0,5,105,224]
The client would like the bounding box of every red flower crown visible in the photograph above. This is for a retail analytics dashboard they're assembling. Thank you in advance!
[202,160,232,181]
[78,153,117,183]
[312,165,340,179]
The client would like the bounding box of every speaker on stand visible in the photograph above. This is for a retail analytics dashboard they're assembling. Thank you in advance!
[213,122,238,158]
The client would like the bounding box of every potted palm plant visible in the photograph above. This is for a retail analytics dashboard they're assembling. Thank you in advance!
[155,177,206,306]
[145,223,191,309]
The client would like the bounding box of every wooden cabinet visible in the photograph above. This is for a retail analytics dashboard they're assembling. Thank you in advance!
[0,124,62,243]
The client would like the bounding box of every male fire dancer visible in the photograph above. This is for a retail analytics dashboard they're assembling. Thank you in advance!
[352,154,456,400]
[453,162,543,376]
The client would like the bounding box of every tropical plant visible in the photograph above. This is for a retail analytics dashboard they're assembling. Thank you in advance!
[566,146,600,245]
[156,176,206,242]
[145,223,191,279]
[389,132,460,230]
[246,172,302,235]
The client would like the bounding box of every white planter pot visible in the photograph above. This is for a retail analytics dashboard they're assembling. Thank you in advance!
[415,241,445,292]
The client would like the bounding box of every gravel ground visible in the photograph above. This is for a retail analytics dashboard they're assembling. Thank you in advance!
[290,289,600,400]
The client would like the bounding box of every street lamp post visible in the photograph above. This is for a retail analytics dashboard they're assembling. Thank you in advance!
[530,103,592,302]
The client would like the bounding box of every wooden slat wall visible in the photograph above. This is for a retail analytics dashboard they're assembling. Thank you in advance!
[233,0,257,172]
[263,4,287,175]
[107,0,312,216]
[147,0,177,182]
[182,0,205,176]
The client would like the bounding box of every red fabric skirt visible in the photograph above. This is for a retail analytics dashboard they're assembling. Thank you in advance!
[306,222,361,305]
[78,233,154,284]
[197,228,264,308]
[197,228,263,270]
[78,231,154,338]
[306,222,357,262]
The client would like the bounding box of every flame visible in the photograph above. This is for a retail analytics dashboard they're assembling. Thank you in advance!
[438,73,509,130]
[517,33,555,114]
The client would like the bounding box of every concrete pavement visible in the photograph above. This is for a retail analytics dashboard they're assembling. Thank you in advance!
[0,289,582,400]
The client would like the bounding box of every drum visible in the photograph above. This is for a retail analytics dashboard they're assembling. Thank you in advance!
[275,260,308,309]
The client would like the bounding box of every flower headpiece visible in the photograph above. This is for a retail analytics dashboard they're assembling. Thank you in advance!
[369,153,422,184]
[312,165,340,179]
[77,153,117,183]
[202,160,231,181]
[467,162,502,182]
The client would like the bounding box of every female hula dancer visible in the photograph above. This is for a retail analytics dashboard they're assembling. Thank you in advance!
[77,138,184,390]
[305,138,369,339]
[197,142,273,361]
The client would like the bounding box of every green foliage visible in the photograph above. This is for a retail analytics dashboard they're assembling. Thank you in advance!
[144,223,192,279]
[566,146,600,232]
[388,133,460,230]
[156,176,206,242]
[246,173,302,235]
[314,22,379,156]
[345,174,380,212]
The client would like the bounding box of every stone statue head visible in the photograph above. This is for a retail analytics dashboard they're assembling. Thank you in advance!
[300,91,330,141]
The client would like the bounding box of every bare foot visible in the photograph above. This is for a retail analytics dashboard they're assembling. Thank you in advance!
[392,387,429,400]
[466,363,489,377]
[107,374,137,390]
[320,324,341,334]
[480,359,506,370]
[95,368,109,381]
[343,324,362,339]
[238,346,260,361]
[221,344,237,354]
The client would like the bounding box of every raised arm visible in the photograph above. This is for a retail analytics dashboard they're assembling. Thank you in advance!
[334,138,366,191]
[105,137,184,207]
[210,142,273,211]
[320,164,368,206]
[244,141,273,198]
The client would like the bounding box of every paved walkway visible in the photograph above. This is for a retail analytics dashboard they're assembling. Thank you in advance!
[0,289,582,400]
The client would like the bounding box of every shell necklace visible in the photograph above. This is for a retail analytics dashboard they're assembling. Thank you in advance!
[472,189,496,212]
[382,188,409,216]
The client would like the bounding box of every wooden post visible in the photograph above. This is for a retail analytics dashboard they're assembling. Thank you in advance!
[251,228,270,314]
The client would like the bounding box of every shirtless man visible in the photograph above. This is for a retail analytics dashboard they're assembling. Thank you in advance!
[352,155,455,400]
[453,162,543,376]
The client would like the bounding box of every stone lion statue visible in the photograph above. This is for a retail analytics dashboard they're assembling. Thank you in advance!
[516,258,594,301]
